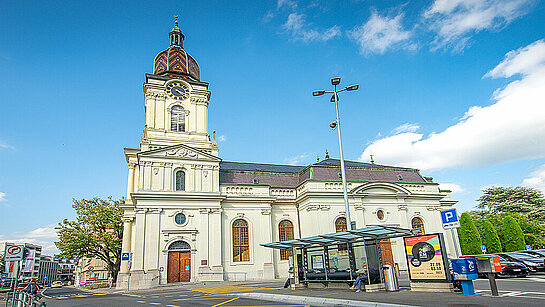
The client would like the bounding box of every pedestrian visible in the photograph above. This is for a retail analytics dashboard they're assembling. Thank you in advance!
[108,275,114,288]
[349,267,368,292]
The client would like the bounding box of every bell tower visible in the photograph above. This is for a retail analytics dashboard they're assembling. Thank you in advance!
[140,17,218,156]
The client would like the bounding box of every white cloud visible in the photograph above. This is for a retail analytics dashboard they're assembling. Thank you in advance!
[284,153,309,165]
[522,164,545,193]
[283,13,341,42]
[218,135,226,142]
[424,0,532,51]
[349,11,416,55]
[359,39,545,171]
[0,225,59,255]
[0,140,14,149]
[439,183,466,193]
[485,39,545,78]
[0,192,9,207]
[278,0,298,10]
[393,123,420,134]
[263,11,275,23]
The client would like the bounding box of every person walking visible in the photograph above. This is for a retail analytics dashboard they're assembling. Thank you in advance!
[349,268,368,292]
[108,275,114,289]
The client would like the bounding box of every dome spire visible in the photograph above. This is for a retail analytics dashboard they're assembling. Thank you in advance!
[169,15,184,48]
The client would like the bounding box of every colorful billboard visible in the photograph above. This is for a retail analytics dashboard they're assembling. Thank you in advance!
[404,233,448,281]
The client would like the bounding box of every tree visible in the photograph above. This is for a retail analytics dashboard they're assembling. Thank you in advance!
[457,213,483,255]
[477,186,545,224]
[483,220,502,253]
[55,197,124,282]
[502,215,526,252]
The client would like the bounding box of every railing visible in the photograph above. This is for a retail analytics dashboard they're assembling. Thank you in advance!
[4,290,46,307]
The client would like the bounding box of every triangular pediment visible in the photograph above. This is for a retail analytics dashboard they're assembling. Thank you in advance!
[138,143,221,162]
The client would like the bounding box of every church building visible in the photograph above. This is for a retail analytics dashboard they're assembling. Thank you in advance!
[116,20,460,290]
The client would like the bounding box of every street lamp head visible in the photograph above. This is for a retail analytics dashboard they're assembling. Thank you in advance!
[345,84,359,91]
[331,77,341,85]
[313,90,326,96]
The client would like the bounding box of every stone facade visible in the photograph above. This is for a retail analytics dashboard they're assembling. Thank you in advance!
[116,23,460,290]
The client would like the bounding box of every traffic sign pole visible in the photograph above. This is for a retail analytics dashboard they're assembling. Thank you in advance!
[451,228,461,258]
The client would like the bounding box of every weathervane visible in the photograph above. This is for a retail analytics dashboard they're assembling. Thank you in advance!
[175,15,179,27]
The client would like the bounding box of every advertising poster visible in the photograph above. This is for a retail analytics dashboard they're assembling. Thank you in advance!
[404,233,448,281]
[23,249,35,272]
[311,255,324,269]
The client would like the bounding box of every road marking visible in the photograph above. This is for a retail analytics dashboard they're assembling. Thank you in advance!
[72,295,90,298]
[188,286,269,294]
[93,293,108,296]
[211,297,239,307]
[56,296,68,299]
[136,301,147,303]
[149,303,161,305]
[173,296,229,301]
[166,305,180,307]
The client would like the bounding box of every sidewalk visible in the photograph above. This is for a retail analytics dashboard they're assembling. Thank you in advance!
[232,287,543,307]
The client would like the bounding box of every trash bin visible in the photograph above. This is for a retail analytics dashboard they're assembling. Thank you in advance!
[383,265,399,292]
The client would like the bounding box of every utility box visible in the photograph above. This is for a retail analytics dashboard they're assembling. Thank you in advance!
[475,256,502,273]
[450,258,478,281]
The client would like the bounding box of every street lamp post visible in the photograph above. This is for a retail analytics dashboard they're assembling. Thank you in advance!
[313,77,359,230]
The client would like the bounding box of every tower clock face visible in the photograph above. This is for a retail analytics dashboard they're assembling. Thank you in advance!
[166,82,190,100]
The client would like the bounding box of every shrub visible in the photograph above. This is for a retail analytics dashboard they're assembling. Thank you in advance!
[502,215,526,251]
[458,213,483,255]
[483,220,502,253]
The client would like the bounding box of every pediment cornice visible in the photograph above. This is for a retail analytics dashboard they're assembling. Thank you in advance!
[138,143,221,162]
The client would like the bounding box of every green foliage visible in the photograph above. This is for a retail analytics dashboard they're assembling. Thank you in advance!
[483,220,502,253]
[457,213,483,255]
[477,186,545,224]
[55,197,124,282]
[502,215,526,252]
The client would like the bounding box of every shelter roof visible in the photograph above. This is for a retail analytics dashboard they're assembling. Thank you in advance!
[261,225,416,250]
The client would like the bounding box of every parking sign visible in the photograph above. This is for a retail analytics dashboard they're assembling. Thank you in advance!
[441,209,460,229]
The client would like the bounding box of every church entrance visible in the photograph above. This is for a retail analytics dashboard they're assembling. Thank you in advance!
[167,241,191,283]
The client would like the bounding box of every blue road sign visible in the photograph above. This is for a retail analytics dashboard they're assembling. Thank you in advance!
[122,253,130,261]
[481,245,487,253]
[441,208,460,229]
[526,245,532,250]
[44,276,47,280]
[1,274,7,280]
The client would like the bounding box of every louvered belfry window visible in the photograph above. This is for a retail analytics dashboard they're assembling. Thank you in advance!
[175,170,185,191]
[232,219,250,262]
[279,220,294,260]
[412,217,425,235]
[171,105,185,132]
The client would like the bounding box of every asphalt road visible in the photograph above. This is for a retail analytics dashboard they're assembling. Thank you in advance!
[40,285,313,307]
[5,273,545,307]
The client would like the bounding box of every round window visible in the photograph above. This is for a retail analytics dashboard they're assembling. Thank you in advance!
[376,210,385,221]
[175,213,187,225]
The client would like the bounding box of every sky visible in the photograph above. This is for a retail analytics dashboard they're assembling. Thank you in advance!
[1,0,545,255]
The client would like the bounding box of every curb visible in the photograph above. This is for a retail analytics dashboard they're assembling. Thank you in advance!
[225,292,417,307]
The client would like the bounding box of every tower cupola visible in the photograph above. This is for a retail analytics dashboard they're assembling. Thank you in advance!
[153,16,200,81]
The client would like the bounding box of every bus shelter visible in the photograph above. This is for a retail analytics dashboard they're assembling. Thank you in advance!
[262,225,417,288]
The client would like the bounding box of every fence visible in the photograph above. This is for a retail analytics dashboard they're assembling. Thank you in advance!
[4,290,45,307]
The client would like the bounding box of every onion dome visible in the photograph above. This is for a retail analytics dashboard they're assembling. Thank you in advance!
[153,16,200,81]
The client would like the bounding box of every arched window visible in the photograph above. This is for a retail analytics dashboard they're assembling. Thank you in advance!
[335,217,348,252]
[168,240,191,250]
[412,217,425,235]
[335,217,347,232]
[171,105,185,132]
[175,170,185,191]
[279,220,294,261]
[232,219,249,262]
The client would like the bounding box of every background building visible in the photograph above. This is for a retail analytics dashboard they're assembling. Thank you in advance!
[55,258,76,284]
[75,257,110,286]
[38,255,59,285]
[116,22,460,290]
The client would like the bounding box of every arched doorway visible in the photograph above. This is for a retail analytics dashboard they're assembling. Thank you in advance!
[167,240,191,283]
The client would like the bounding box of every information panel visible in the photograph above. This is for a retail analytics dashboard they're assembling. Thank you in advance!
[404,233,449,281]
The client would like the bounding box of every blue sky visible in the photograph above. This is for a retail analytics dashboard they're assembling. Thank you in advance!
[1,0,545,254]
